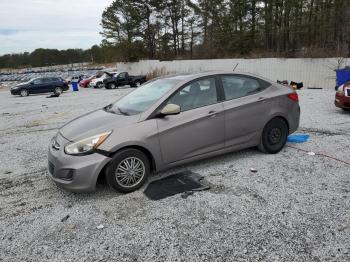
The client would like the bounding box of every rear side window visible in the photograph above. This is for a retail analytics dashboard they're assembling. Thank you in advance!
[221,75,265,100]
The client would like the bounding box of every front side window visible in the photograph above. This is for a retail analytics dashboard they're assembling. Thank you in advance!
[32,79,42,85]
[106,78,179,115]
[167,77,218,111]
[221,75,263,100]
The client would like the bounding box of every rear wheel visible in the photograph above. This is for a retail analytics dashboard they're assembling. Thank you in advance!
[20,89,29,97]
[342,108,350,112]
[105,149,150,193]
[54,87,63,96]
[258,118,288,154]
[135,81,141,87]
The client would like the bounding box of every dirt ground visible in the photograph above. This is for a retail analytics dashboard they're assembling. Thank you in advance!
[0,86,349,261]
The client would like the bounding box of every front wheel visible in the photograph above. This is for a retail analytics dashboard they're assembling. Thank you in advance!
[107,83,116,89]
[258,118,288,154]
[97,82,103,89]
[105,149,150,193]
[20,89,29,97]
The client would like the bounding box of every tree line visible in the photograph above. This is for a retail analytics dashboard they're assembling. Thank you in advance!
[1,0,349,69]
[101,0,350,60]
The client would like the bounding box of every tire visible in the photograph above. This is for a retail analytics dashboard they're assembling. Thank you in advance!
[342,108,350,112]
[54,87,63,96]
[105,149,150,193]
[97,82,103,89]
[108,83,116,89]
[258,117,288,154]
[131,81,140,88]
[20,89,29,97]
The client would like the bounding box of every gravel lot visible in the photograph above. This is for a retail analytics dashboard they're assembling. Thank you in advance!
[0,85,349,261]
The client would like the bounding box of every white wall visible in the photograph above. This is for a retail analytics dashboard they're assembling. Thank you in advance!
[116,58,350,89]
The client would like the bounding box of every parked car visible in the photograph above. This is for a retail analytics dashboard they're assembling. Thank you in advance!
[79,75,96,88]
[88,72,115,88]
[10,77,69,97]
[335,82,350,111]
[48,71,300,193]
[104,71,147,89]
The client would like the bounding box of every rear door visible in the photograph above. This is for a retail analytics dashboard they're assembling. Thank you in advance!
[156,77,225,164]
[220,75,272,147]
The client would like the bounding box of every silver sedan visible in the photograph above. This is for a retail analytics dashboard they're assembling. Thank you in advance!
[48,71,300,193]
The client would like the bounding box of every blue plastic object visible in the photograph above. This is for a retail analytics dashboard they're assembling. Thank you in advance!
[287,134,310,143]
[335,69,350,87]
[72,82,79,91]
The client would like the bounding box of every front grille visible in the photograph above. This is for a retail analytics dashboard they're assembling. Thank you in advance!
[48,161,55,175]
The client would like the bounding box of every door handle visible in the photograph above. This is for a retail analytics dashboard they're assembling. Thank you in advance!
[207,110,220,117]
[257,97,267,103]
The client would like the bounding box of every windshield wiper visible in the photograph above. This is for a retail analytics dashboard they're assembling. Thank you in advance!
[116,106,129,115]
[103,104,129,115]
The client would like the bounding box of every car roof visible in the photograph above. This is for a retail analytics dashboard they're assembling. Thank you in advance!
[157,71,272,83]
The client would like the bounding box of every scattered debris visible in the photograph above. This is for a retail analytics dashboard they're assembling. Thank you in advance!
[307,87,323,89]
[46,94,60,98]
[338,224,350,232]
[96,224,104,230]
[307,152,316,156]
[144,171,210,200]
[181,191,194,199]
[290,81,304,90]
[67,224,76,230]
[287,134,310,143]
[4,171,12,174]
[61,215,70,222]
[250,168,258,173]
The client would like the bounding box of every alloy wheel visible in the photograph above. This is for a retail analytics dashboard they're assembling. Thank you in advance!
[115,157,145,188]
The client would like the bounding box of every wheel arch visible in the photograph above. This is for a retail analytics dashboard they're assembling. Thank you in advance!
[265,114,290,134]
[96,144,157,186]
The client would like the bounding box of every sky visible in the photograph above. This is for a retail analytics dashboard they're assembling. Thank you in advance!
[0,0,114,55]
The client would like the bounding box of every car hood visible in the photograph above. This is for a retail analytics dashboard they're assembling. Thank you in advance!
[12,82,27,89]
[59,109,140,142]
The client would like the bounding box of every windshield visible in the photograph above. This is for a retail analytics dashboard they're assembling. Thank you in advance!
[105,78,179,115]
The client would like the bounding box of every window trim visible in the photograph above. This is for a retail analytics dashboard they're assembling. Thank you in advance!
[218,74,271,101]
[148,75,223,119]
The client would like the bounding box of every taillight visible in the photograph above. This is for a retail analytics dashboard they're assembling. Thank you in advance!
[287,93,298,102]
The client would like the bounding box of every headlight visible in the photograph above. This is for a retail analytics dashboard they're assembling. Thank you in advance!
[64,131,112,155]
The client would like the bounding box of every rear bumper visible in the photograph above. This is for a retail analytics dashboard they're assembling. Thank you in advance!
[335,93,350,109]
[47,133,111,192]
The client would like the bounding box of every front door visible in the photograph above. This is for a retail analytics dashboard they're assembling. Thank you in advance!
[117,72,128,86]
[30,78,47,94]
[157,77,225,164]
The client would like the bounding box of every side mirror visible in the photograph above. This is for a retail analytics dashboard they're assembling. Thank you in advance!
[160,104,180,116]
